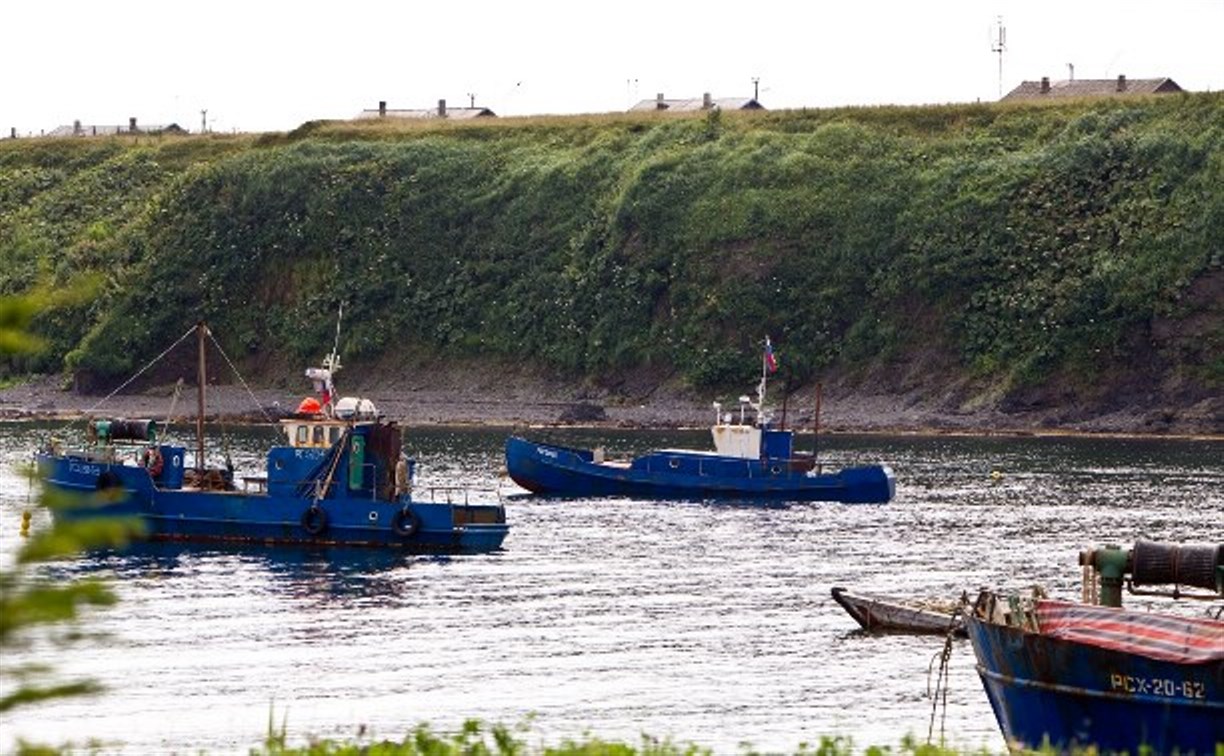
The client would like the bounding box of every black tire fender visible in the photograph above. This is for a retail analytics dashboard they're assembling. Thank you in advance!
[96,471,122,490]
[392,507,420,537]
[301,504,328,536]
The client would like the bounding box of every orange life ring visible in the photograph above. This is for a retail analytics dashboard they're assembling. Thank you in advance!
[142,447,164,477]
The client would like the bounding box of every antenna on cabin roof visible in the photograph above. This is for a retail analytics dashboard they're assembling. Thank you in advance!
[752,77,760,100]
[991,16,1006,98]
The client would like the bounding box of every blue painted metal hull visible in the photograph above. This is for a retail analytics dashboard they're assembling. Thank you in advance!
[39,454,508,554]
[965,613,1224,753]
[505,436,894,503]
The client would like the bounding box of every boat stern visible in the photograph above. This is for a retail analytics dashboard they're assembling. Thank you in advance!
[836,464,895,503]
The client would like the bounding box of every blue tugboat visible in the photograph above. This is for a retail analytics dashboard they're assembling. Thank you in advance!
[506,340,894,503]
[37,323,509,553]
[965,540,1224,754]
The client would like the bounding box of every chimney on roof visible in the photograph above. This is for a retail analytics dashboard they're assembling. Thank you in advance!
[73,119,82,136]
[129,116,137,132]
[378,101,386,117]
[1040,77,1050,94]
[438,99,447,117]
[702,92,712,109]
[656,93,666,110]
[1117,74,1127,92]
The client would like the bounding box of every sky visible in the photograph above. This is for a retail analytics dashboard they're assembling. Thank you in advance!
[3,0,1222,136]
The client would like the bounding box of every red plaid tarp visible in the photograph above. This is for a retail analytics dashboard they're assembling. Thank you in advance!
[1036,600,1224,664]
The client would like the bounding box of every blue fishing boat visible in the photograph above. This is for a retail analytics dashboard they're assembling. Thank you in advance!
[37,322,509,553]
[506,340,894,503]
[965,540,1224,754]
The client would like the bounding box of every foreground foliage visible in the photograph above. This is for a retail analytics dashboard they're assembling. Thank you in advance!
[250,718,988,756]
[2,96,1221,410]
[0,289,141,728]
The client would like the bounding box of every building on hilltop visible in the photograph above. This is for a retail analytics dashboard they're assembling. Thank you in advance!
[629,92,765,112]
[356,100,496,120]
[1001,75,1183,101]
[45,117,187,137]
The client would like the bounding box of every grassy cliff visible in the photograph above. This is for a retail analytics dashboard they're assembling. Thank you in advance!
[1,95,1221,425]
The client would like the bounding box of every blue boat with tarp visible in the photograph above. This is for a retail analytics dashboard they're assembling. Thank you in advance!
[506,339,894,503]
[37,322,508,553]
[964,540,1224,754]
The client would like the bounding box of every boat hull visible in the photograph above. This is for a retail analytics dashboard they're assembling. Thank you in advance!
[39,454,508,553]
[964,613,1224,753]
[505,436,894,503]
[831,587,964,635]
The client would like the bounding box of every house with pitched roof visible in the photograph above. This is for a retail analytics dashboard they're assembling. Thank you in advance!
[629,92,765,113]
[356,100,496,121]
[1001,75,1183,101]
[46,117,186,137]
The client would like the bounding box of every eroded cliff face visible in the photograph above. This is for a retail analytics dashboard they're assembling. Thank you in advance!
[3,97,1222,437]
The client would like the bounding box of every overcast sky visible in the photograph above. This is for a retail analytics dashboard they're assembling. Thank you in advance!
[4,0,1222,135]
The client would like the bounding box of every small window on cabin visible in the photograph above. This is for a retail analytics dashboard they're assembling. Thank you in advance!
[328,427,341,444]
[313,427,325,445]
[296,426,309,446]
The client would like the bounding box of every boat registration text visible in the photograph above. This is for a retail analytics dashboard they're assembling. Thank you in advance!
[1110,673,1208,700]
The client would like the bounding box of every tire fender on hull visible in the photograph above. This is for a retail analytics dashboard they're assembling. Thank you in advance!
[301,504,328,536]
[392,507,420,537]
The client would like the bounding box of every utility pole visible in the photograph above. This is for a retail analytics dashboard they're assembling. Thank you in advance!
[991,17,1007,99]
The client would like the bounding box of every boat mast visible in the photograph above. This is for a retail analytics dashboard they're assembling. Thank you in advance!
[196,321,206,471]
[758,343,768,409]
[813,382,822,460]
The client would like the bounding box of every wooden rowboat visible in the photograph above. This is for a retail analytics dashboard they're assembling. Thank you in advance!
[831,586,965,636]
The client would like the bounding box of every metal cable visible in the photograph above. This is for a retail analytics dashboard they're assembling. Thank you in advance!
[206,327,276,424]
[82,324,197,415]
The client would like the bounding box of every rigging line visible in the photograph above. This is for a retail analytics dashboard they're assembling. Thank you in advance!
[206,329,275,424]
[926,628,955,746]
[82,324,198,416]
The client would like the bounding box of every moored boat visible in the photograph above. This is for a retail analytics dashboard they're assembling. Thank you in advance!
[36,322,509,553]
[506,340,894,503]
[964,540,1224,754]
[831,586,965,636]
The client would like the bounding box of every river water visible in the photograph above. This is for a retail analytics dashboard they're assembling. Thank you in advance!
[1,421,1220,754]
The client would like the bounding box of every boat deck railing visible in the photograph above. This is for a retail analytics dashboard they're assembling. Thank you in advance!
[418,486,500,507]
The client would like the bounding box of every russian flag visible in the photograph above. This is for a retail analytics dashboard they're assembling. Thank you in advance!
[765,337,778,373]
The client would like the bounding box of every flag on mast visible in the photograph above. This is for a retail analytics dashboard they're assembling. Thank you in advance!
[764,337,778,373]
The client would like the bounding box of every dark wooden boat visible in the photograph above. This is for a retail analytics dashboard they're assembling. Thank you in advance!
[831,586,964,635]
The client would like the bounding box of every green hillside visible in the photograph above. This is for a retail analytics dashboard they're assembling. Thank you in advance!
[2,95,1221,423]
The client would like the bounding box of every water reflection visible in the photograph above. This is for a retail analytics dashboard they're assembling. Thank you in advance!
[1,422,1220,754]
[60,541,422,604]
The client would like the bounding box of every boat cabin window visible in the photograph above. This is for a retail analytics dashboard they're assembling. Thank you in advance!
[313,426,325,445]
[328,427,341,445]
[296,426,309,446]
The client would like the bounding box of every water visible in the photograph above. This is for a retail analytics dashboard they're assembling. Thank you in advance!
[1,422,1221,754]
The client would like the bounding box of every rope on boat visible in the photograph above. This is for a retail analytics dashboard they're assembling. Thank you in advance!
[926,606,959,747]
[82,325,198,416]
[206,328,275,424]
[312,428,351,504]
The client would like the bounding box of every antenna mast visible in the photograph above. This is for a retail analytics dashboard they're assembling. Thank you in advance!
[991,17,1006,98]
[326,302,344,372]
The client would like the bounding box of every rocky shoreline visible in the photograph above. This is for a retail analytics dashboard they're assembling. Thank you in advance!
[1,372,1219,439]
